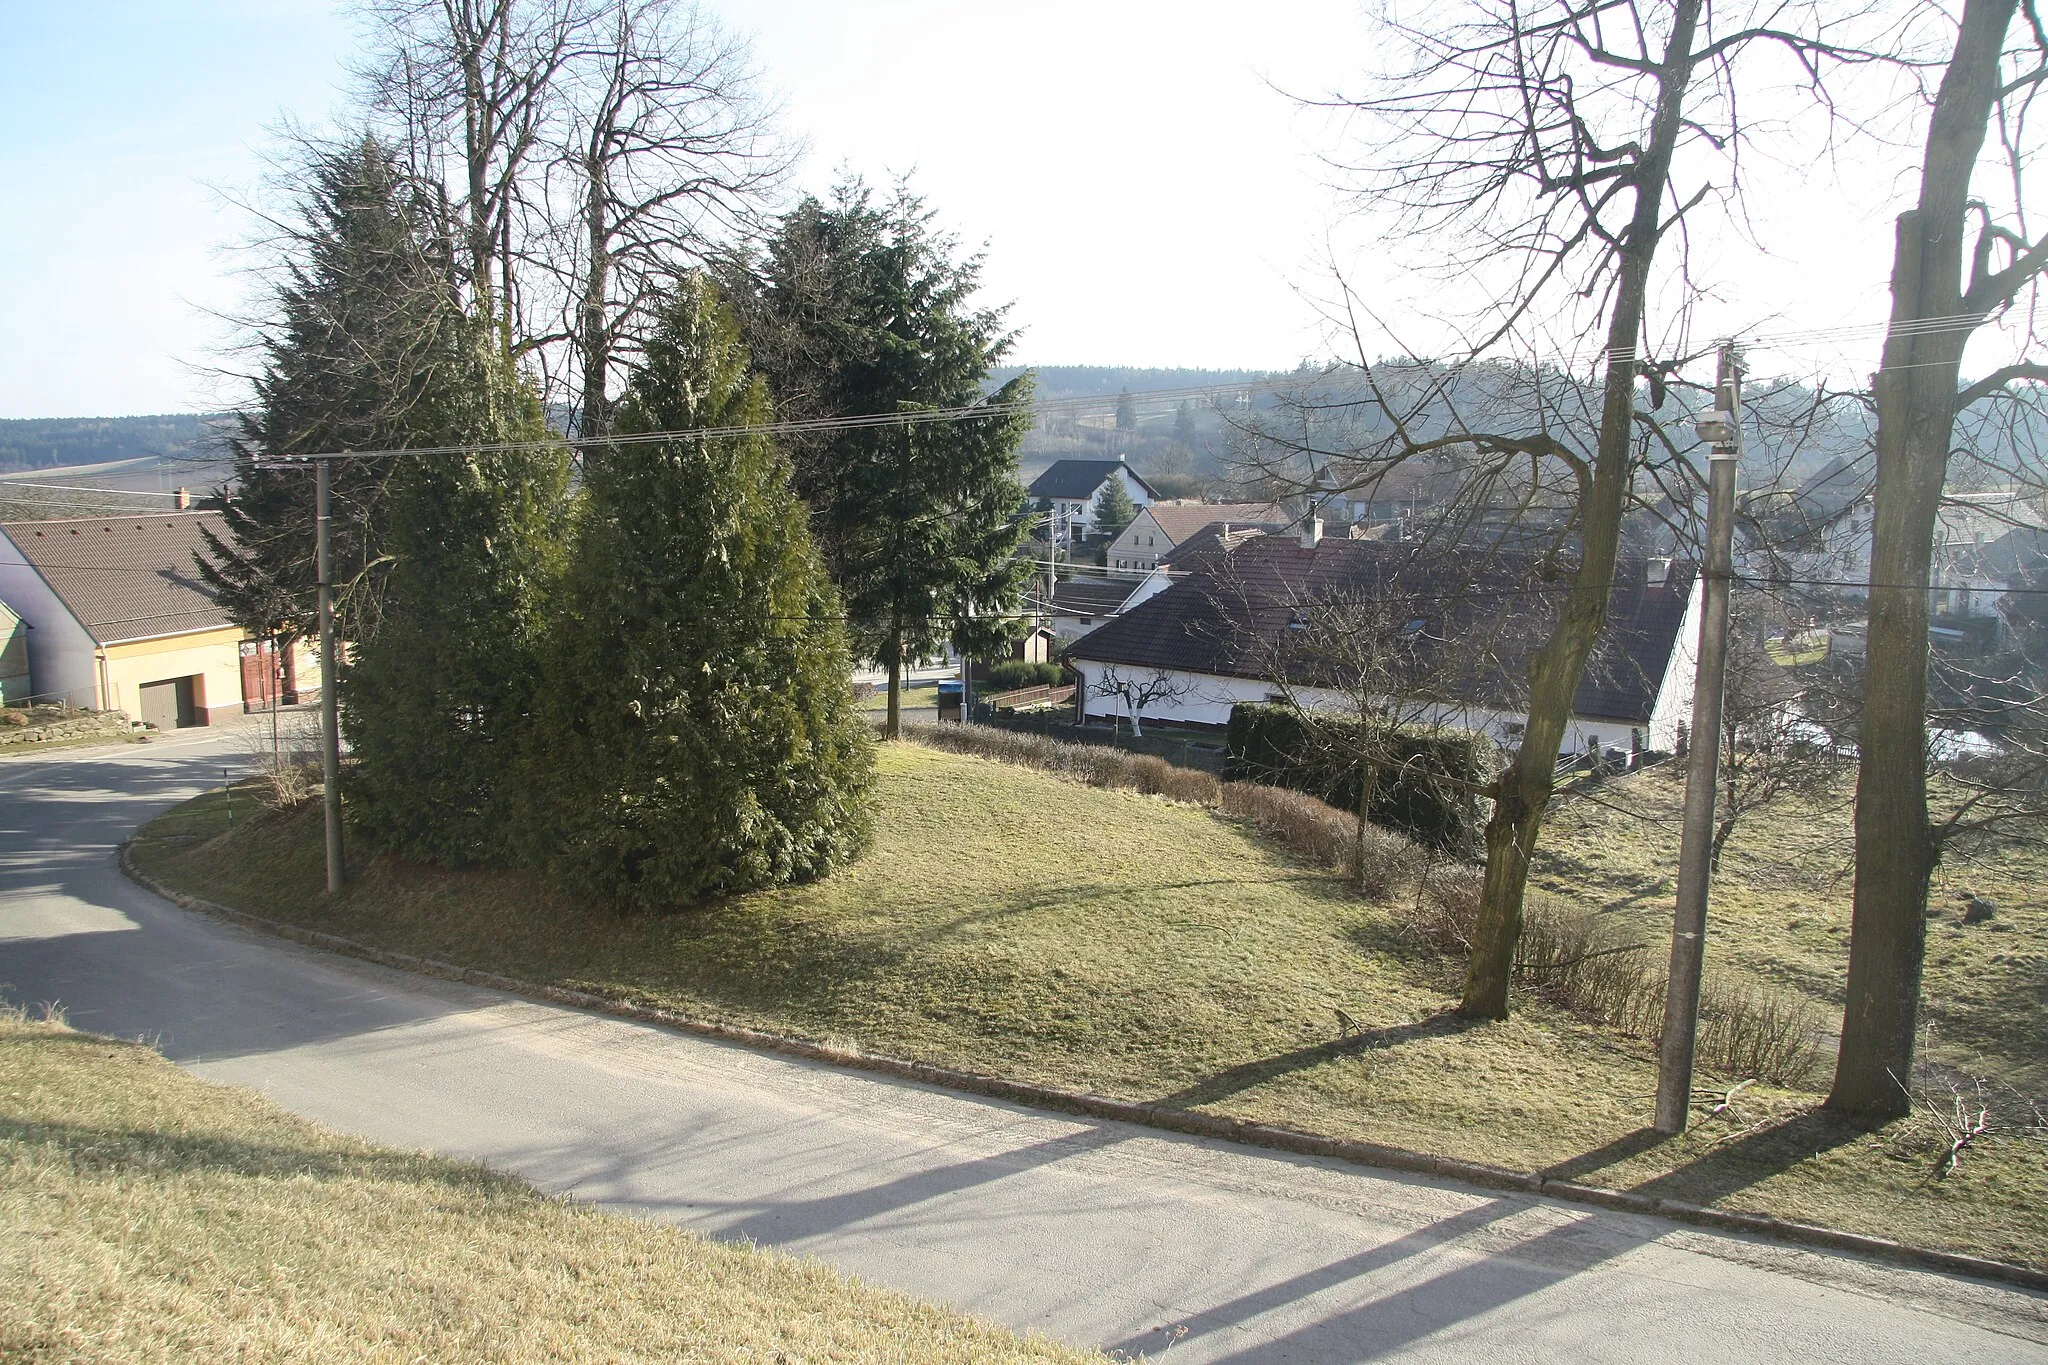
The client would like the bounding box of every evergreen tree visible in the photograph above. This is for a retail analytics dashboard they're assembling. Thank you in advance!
[198,136,463,650]
[731,180,1034,736]
[534,275,872,908]
[1094,477,1138,540]
[341,316,570,866]
[1114,387,1137,431]
[1173,398,1198,446]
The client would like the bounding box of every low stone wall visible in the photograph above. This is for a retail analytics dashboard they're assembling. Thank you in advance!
[0,706,133,749]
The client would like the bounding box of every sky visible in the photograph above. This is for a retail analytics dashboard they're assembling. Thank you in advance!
[0,1,1927,419]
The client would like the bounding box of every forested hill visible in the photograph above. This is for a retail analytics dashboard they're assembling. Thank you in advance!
[0,413,231,471]
[988,365,1285,402]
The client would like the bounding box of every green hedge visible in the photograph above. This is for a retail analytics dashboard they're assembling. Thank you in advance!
[1224,703,1492,852]
[983,660,1066,692]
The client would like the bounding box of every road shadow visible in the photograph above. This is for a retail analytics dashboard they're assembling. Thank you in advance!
[1153,1009,1479,1109]
[1542,1107,1869,1210]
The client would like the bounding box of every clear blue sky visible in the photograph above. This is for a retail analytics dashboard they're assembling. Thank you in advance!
[0,2,1914,419]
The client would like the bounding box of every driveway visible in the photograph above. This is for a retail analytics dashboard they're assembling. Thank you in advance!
[1,723,2043,1362]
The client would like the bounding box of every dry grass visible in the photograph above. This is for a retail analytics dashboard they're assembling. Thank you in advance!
[1407,867,1822,1086]
[0,1008,1093,1364]
[1533,766,2048,1098]
[129,744,2048,1268]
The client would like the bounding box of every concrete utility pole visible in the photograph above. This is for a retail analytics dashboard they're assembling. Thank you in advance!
[1655,342,1743,1133]
[316,458,345,894]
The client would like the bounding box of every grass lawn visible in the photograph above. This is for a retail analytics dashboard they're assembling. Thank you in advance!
[131,743,2048,1269]
[857,683,938,712]
[0,1010,1091,1363]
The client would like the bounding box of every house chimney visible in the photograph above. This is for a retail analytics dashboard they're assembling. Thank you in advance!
[1300,513,1323,550]
[173,487,190,510]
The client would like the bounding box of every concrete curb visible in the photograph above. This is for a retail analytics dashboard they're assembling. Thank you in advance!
[119,841,2048,1296]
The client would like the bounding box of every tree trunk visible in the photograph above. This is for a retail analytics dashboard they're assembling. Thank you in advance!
[885,611,903,740]
[579,151,612,440]
[1460,0,1704,1019]
[1832,0,2013,1120]
[1354,759,1380,891]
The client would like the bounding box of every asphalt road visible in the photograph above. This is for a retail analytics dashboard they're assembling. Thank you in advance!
[3,722,2045,1363]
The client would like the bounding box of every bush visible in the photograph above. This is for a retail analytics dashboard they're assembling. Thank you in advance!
[1407,868,1820,1086]
[983,660,1066,693]
[1225,703,1492,852]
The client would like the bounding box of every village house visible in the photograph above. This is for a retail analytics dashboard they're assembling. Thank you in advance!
[1026,458,1156,541]
[1104,500,1290,572]
[1067,522,1703,761]
[0,512,316,727]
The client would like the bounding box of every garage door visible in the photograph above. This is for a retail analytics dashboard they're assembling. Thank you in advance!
[138,676,198,729]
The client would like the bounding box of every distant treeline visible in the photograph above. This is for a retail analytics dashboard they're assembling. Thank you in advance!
[989,365,1285,403]
[0,413,231,472]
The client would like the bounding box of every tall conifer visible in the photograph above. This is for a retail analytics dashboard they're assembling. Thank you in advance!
[342,319,570,865]
[198,135,459,648]
[535,275,871,908]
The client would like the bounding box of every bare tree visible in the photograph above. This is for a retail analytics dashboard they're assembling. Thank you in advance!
[1836,0,2048,1119]
[1709,620,1846,871]
[1087,666,1190,738]
[359,0,588,341]
[1252,0,1888,1019]
[537,0,792,437]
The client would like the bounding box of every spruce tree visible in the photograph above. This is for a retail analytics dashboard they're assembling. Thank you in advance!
[341,316,570,866]
[732,180,1034,737]
[198,135,461,649]
[1094,478,1138,541]
[534,275,872,909]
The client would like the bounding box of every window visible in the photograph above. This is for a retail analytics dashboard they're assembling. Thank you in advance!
[1399,617,1428,637]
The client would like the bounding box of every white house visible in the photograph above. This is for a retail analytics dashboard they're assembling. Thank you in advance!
[1026,459,1156,541]
[1066,527,1703,760]
[1104,500,1289,572]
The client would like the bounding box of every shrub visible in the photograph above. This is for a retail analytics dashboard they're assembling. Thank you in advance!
[1225,703,1493,852]
[983,660,1066,693]
[1406,867,1820,1086]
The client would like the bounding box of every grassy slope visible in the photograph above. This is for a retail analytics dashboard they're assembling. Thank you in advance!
[132,743,2048,1268]
[0,1012,1092,1364]
[1532,766,2048,1095]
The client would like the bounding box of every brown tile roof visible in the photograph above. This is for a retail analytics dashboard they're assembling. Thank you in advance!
[0,513,234,643]
[1046,576,1137,616]
[1138,501,1291,545]
[1068,536,1696,725]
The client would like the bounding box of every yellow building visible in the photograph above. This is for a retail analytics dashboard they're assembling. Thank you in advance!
[0,512,317,727]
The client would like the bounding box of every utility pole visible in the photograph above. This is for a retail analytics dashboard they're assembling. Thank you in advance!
[316,457,345,894]
[1655,342,1742,1134]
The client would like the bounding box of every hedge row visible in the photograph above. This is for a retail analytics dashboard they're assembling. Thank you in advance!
[1223,703,1493,852]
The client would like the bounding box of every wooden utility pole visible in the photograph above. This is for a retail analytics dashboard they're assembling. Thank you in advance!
[1655,342,1742,1133]
[317,457,345,894]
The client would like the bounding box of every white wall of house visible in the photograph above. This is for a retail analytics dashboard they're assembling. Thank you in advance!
[1053,467,1155,542]
[0,536,98,706]
[1644,574,1704,752]
[1107,508,1173,571]
[1069,657,1657,756]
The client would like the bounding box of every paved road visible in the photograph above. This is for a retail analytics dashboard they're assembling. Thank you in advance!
[3,725,2044,1363]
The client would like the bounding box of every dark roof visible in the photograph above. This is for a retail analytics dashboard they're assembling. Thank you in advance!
[1027,459,1157,501]
[0,513,232,643]
[1068,536,1697,725]
[1046,576,1135,616]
